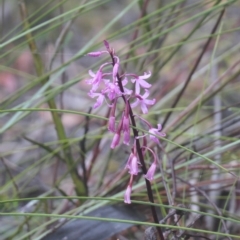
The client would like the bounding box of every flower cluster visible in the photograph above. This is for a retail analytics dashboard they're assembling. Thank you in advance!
[86,41,166,204]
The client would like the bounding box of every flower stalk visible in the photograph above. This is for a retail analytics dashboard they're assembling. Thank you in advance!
[86,41,166,240]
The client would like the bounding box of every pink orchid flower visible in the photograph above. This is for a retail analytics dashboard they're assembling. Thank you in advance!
[131,71,152,94]
[149,124,166,144]
[131,90,155,114]
[88,92,105,109]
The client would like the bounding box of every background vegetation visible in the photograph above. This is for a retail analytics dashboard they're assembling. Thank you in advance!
[0,0,240,239]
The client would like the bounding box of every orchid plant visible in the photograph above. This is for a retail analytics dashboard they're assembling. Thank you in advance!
[86,40,166,204]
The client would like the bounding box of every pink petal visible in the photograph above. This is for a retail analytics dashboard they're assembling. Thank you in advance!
[104,40,110,50]
[142,90,150,99]
[140,71,151,79]
[125,153,134,170]
[111,133,121,149]
[108,116,115,132]
[131,78,136,84]
[159,132,166,137]
[88,69,95,77]
[87,51,104,57]
[123,86,133,95]
[93,94,104,109]
[113,62,119,78]
[139,79,151,88]
[124,185,132,204]
[123,129,130,145]
[149,135,160,144]
[145,161,157,181]
[144,98,156,105]
[135,82,140,95]
[122,78,128,86]
[122,116,129,132]
[140,102,148,114]
[131,99,139,108]
[128,155,138,175]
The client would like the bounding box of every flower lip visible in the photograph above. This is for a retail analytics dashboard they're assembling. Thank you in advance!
[145,161,157,181]
[124,185,132,204]
[125,151,139,175]
[88,92,105,109]
[131,90,155,114]
[108,116,115,133]
[148,124,166,144]
[110,132,121,149]
[130,71,152,94]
